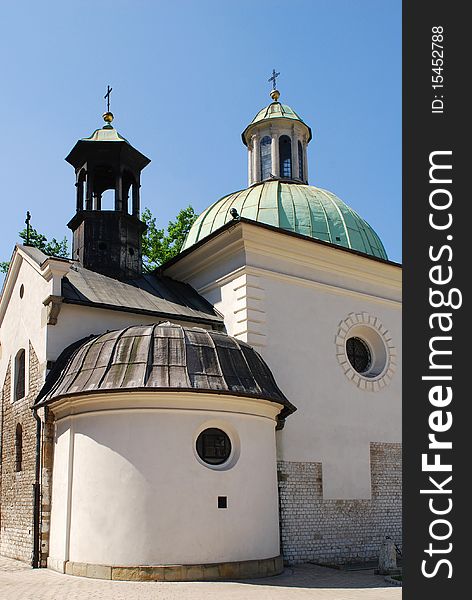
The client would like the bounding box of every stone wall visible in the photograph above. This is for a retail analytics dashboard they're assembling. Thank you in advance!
[0,342,43,563]
[278,442,402,565]
[39,408,54,567]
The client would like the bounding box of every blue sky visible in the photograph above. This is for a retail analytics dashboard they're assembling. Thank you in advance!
[0,0,401,277]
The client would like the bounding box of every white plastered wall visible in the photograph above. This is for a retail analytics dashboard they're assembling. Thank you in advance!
[0,252,51,395]
[48,392,281,567]
[165,223,402,500]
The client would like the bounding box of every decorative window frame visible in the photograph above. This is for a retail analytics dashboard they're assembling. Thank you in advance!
[335,312,396,392]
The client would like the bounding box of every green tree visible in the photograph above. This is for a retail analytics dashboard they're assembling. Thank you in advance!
[1,207,197,275]
[18,226,69,258]
[141,206,197,271]
[0,225,69,274]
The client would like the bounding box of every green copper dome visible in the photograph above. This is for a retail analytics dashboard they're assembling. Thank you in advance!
[181,181,387,260]
[242,101,312,145]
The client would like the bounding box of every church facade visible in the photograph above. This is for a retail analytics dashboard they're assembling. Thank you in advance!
[0,88,401,580]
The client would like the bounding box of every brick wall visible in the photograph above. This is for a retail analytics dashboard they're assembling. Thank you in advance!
[0,342,43,563]
[278,442,402,565]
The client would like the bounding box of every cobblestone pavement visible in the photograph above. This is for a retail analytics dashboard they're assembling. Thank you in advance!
[0,556,401,600]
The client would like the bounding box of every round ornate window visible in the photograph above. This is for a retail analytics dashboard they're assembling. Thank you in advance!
[335,312,396,391]
[196,428,232,466]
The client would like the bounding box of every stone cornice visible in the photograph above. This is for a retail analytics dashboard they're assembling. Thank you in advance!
[164,221,401,303]
[47,390,282,423]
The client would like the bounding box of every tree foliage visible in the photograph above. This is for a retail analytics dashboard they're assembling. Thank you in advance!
[1,225,69,274]
[1,206,197,275]
[141,206,197,271]
[18,227,69,258]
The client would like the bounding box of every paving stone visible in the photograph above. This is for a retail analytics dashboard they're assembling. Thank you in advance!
[0,555,401,600]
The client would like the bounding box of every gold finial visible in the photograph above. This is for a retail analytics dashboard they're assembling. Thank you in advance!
[103,111,114,124]
[268,70,281,102]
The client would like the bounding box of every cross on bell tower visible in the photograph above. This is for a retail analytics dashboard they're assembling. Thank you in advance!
[65,93,151,280]
[104,85,112,112]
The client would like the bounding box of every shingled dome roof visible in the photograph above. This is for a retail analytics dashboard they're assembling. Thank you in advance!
[37,322,294,419]
[181,181,387,259]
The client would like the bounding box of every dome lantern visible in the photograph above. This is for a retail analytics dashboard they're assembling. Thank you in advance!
[242,73,312,186]
[181,80,388,261]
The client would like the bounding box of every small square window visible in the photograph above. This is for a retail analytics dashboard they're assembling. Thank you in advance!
[218,496,227,509]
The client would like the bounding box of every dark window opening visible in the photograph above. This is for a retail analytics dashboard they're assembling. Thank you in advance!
[346,337,371,374]
[15,424,23,472]
[279,135,292,178]
[196,428,231,465]
[98,242,108,251]
[218,496,228,509]
[298,140,304,180]
[123,171,137,215]
[15,349,26,401]
[260,136,272,180]
[76,169,86,211]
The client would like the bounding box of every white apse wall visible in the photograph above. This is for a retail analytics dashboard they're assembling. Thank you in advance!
[48,393,282,568]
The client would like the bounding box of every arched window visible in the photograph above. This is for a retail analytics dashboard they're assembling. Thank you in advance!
[298,140,304,180]
[76,169,86,211]
[279,135,292,178]
[99,189,115,211]
[260,136,272,180]
[15,424,23,472]
[122,170,137,215]
[15,349,26,401]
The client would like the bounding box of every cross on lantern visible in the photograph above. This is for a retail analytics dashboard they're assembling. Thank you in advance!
[268,69,280,90]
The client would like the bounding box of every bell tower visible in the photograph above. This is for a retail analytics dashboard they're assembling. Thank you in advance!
[66,104,151,280]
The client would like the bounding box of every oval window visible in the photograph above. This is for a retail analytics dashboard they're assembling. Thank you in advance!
[196,428,232,465]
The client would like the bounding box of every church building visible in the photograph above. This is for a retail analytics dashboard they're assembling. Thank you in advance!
[0,84,402,581]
